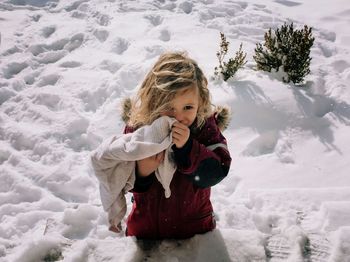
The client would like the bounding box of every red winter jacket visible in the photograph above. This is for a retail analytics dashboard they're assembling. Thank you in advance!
[124,114,231,239]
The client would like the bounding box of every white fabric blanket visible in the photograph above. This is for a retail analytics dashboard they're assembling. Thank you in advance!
[91,116,177,230]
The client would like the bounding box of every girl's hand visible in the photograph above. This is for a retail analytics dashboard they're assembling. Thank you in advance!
[172,121,190,148]
[109,223,122,233]
[136,151,165,177]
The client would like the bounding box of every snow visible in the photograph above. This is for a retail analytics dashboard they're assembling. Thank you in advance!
[0,0,350,261]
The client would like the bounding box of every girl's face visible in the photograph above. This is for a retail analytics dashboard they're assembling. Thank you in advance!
[161,86,199,127]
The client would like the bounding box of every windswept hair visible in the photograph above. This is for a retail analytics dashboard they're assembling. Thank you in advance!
[128,52,212,128]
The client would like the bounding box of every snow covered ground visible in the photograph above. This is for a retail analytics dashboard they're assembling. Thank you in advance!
[0,0,350,261]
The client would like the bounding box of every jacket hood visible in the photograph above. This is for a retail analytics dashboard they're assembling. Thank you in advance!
[121,98,231,131]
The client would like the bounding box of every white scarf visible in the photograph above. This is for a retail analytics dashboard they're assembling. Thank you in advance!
[91,116,177,230]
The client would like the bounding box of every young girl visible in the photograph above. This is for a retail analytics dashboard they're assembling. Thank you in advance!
[121,52,232,239]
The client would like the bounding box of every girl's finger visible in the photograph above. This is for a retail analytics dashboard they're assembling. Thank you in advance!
[173,122,187,131]
[172,132,181,141]
[172,126,185,136]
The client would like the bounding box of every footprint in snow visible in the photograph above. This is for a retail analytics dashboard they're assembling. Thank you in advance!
[252,4,266,9]
[41,25,56,38]
[1,46,22,56]
[59,61,82,68]
[159,2,176,11]
[330,60,349,73]
[71,10,87,19]
[199,0,214,4]
[64,0,88,12]
[144,45,165,59]
[317,42,337,58]
[35,50,68,64]
[159,29,171,42]
[319,30,336,42]
[297,212,332,261]
[93,29,109,42]
[37,74,60,87]
[302,233,331,262]
[65,33,84,52]
[110,37,130,55]
[265,234,291,261]
[144,14,163,27]
[28,33,84,56]
[23,70,42,85]
[28,41,66,56]
[0,87,16,106]
[94,13,111,26]
[178,1,193,14]
[30,14,42,22]
[2,61,29,79]
[99,60,122,74]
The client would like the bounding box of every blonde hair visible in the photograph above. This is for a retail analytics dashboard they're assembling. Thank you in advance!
[128,52,212,128]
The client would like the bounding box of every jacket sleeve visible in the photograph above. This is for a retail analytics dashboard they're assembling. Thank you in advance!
[173,118,231,188]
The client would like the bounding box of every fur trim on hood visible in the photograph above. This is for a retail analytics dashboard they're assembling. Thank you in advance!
[121,97,132,124]
[213,105,231,131]
[121,98,231,131]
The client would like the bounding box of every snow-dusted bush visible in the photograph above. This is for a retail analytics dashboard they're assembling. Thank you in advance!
[254,23,315,84]
[214,32,247,81]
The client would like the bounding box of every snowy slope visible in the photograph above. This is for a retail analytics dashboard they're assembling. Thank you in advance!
[0,0,350,261]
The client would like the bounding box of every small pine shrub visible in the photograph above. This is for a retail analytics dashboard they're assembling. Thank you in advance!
[214,32,247,81]
[254,23,315,84]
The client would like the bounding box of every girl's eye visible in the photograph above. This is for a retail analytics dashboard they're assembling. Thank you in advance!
[184,105,193,110]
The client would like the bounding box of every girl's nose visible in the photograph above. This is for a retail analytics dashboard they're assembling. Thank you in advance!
[174,111,184,122]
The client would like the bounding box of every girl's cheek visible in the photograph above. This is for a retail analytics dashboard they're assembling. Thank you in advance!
[161,111,174,118]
